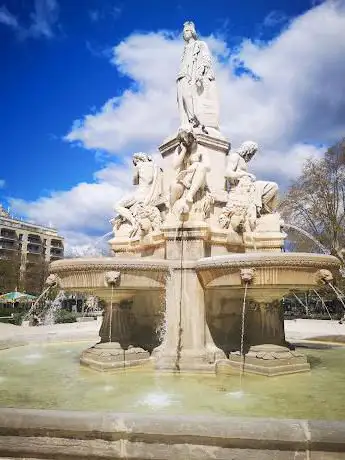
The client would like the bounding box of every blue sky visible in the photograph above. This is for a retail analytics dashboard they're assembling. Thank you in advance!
[1,0,345,250]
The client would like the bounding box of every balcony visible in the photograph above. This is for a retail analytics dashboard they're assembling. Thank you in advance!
[0,241,18,250]
[0,231,17,241]
[51,239,63,248]
[27,244,43,255]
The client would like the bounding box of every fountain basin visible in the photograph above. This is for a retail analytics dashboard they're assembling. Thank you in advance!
[196,252,341,376]
[50,253,341,376]
[1,341,345,458]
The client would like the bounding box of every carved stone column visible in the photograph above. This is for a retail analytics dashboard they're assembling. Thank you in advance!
[228,298,310,376]
[99,300,134,347]
[154,263,224,372]
[247,300,286,347]
[80,272,150,371]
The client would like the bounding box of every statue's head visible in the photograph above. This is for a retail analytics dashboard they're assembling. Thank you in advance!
[177,128,196,147]
[237,141,259,162]
[132,152,152,166]
[183,21,198,41]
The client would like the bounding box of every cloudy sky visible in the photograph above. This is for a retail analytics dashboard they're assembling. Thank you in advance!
[1,0,345,251]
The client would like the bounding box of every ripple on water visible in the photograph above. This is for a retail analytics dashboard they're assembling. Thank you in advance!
[137,392,177,408]
[227,390,245,399]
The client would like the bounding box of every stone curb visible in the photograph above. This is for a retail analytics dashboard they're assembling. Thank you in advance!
[0,409,344,458]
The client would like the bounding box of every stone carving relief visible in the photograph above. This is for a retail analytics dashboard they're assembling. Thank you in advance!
[177,21,219,133]
[104,271,121,287]
[169,128,214,219]
[111,153,163,238]
[315,268,333,285]
[219,141,280,234]
[45,273,61,287]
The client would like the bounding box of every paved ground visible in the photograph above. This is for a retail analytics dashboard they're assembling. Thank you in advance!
[1,318,345,346]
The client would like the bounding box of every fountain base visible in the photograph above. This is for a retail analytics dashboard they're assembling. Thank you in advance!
[224,344,310,377]
[80,342,151,372]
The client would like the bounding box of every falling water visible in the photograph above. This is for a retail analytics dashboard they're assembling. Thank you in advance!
[43,290,66,325]
[239,282,249,389]
[312,289,333,320]
[175,221,184,372]
[109,285,114,343]
[283,224,330,254]
[24,285,53,322]
[327,282,345,314]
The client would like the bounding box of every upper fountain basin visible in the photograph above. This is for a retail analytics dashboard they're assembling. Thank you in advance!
[50,257,170,300]
[195,252,340,302]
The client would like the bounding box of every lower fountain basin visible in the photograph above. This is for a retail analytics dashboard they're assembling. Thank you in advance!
[0,340,345,419]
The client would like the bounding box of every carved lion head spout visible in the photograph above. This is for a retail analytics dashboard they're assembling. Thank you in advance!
[104,271,121,287]
[315,269,333,285]
[240,268,255,284]
[45,273,61,287]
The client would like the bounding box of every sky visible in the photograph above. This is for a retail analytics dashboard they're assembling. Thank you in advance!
[1,0,345,253]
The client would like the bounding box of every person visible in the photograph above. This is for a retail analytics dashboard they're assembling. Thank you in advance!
[225,141,278,217]
[113,153,162,236]
[177,21,219,132]
[169,129,209,215]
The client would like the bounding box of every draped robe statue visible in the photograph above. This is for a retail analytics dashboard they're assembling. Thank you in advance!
[113,153,163,237]
[177,21,219,132]
[225,142,279,217]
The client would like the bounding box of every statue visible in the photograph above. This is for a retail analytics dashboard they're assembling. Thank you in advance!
[169,128,213,217]
[225,141,278,218]
[218,175,257,233]
[177,21,219,132]
[112,153,163,238]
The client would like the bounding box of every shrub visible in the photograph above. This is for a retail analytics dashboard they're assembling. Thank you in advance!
[54,309,77,324]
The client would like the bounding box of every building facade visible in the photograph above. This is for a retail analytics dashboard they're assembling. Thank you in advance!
[0,206,64,293]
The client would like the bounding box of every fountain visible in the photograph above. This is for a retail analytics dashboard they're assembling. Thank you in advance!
[1,20,345,460]
[48,21,340,377]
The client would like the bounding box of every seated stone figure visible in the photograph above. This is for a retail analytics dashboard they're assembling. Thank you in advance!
[169,128,212,217]
[112,153,163,238]
[224,141,278,217]
[219,175,257,233]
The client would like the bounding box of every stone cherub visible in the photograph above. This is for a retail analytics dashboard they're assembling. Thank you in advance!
[112,153,163,238]
[169,128,213,218]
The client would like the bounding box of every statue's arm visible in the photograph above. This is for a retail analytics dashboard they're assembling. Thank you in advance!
[225,155,255,181]
[172,144,186,170]
[196,41,212,81]
[133,166,139,185]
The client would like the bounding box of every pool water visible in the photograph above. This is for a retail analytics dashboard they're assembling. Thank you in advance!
[0,341,344,420]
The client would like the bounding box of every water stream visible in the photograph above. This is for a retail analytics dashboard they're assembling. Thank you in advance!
[43,290,66,325]
[109,285,114,343]
[312,289,333,320]
[283,224,330,254]
[239,282,249,390]
[24,285,53,322]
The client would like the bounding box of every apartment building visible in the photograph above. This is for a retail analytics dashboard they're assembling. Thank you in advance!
[0,205,64,289]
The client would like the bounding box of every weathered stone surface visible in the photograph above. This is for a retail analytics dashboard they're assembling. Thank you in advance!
[0,409,345,459]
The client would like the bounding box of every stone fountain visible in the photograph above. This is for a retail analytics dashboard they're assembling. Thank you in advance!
[50,21,340,376]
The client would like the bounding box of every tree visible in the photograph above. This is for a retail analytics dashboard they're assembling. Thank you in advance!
[280,139,345,265]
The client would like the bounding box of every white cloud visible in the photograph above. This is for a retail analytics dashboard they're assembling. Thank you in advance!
[66,0,345,179]
[9,162,132,249]
[0,5,18,28]
[0,0,60,39]
[11,1,345,247]
[0,179,5,188]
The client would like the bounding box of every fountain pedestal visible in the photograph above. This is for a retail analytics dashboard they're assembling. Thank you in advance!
[227,298,310,376]
[155,223,225,372]
[228,344,310,377]
[80,292,150,371]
